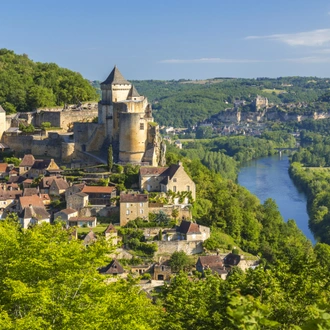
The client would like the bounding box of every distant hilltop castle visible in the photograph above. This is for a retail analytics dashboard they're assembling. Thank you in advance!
[0,66,166,167]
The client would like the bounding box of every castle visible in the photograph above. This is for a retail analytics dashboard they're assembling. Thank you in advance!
[0,66,165,167]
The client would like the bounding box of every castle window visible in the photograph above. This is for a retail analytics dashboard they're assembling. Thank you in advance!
[140,123,144,130]
[173,178,177,182]
[126,210,130,215]
[187,185,190,191]
[140,209,144,214]
[173,186,177,192]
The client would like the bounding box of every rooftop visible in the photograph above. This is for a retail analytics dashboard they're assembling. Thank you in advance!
[120,193,148,203]
[101,66,130,86]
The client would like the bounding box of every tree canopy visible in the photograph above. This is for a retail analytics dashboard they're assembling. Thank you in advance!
[0,49,98,113]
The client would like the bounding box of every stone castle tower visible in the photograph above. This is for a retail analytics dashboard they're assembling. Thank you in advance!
[98,66,164,166]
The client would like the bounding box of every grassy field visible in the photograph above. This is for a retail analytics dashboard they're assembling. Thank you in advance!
[262,88,286,95]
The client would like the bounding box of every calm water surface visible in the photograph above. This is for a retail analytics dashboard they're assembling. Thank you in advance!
[238,154,315,243]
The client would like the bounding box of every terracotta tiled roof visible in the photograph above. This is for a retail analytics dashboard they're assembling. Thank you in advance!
[0,163,8,173]
[0,189,22,200]
[59,208,77,215]
[19,154,35,167]
[101,66,130,85]
[139,167,168,176]
[23,188,39,196]
[198,255,223,268]
[19,195,44,209]
[177,220,201,235]
[19,206,49,220]
[120,194,148,203]
[51,178,69,190]
[81,186,116,194]
[41,177,55,188]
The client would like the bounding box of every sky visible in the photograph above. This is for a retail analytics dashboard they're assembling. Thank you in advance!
[2,0,330,80]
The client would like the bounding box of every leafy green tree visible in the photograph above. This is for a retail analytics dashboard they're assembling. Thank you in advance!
[0,219,162,329]
[108,145,113,171]
[169,251,192,272]
[40,121,51,129]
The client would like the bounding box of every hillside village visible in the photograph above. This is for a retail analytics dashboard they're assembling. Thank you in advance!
[0,67,258,287]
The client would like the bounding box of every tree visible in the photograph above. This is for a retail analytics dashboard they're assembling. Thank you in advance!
[108,145,113,172]
[169,251,192,272]
[40,121,51,129]
[0,219,162,329]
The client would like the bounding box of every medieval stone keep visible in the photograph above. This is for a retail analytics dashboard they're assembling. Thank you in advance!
[96,66,165,166]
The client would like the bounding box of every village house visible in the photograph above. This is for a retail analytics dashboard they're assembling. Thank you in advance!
[83,230,97,246]
[104,223,118,245]
[153,263,171,281]
[139,162,196,200]
[68,216,97,228]
[119,193,149,226]
[81,185,116,205]
[40,177,69,195]
[0,163,8,178]
[18,155,60,179]
[161,220,210,242]
[196,255,227,279]
[54,208,79,223]
[66,192,88,211]
[28,159,60,179]
[19,154,35,176]
[99,259,125,276]
[0,184,23,218]
[18,195,50,228]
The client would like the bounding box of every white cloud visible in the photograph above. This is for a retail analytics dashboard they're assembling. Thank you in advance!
[159,58,264,64]
[246,29,330,47]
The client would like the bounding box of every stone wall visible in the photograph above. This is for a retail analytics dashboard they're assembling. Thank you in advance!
[3,135,33,153]
[154,240,203,256]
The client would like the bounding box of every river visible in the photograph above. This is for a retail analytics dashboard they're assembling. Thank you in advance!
[238,154,315,243]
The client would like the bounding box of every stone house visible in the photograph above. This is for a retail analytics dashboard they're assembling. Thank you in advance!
[81,185,116,205]
[161,220,210,242]
[68,216,97,228]
[0,163,8,178]
[41,177,69,195]
[99,259,124,276]
[153,264,171,281]
[104,223,118,245]
[83,230,97,246]
[119,193,149,226]
[139,162,196,200]
[66,192,88,211]
[19,154,35,176]
[0,186,23,218]
[54,208,78,222]
[28,159,60,179]
[18,195,50,228]
[196,255,227,279]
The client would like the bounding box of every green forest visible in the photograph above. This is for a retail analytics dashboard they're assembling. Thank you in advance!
[0,49,98,114]
[93,76,330,127]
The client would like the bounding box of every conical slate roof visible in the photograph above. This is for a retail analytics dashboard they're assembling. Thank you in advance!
[101,66,130,85]
[127,85,140,98]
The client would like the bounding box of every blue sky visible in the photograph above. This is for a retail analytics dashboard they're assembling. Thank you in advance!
[2,0,330,80]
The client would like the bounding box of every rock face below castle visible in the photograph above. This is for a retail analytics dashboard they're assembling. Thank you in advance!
[74,66,165,166]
